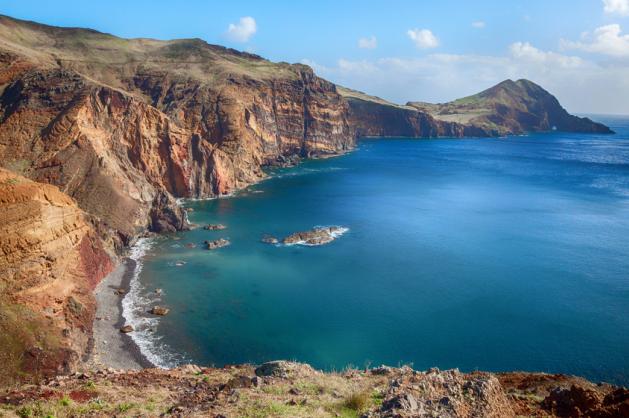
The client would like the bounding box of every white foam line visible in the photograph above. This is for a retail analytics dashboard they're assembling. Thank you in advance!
[121,238,185,368]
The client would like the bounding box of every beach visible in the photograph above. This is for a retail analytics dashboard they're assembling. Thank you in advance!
[89,258,153,370]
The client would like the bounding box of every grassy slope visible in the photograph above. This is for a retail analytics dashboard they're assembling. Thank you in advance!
[0,14,303,88]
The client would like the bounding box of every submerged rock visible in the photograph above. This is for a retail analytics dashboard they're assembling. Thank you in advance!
[149,306,170,316]
[261,235,279,244]
[205,238,230,250]
[204,224,227,230]
[283,226,347,246]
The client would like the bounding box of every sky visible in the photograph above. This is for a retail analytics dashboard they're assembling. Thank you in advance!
[2,0,629,114]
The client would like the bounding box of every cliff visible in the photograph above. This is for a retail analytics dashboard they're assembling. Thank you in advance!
[0,14,621,396]
[0,362,627,417]
[408,79,613,135]
[340,80,613,138]
[0,15,353,244]
[339,87,494,138]
[0,169,113,384]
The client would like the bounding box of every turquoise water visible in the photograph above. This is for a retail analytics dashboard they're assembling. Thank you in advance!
[130,116,629,385]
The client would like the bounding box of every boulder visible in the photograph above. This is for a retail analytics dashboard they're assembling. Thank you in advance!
[204,224,227,230]
[120,325,134,333]
[261,235,279,244]
[205,238,230,250]
[254,361,316,379]
[149,306,170,316]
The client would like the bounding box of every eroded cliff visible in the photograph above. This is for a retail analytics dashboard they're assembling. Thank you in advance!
[340,80,613,138]
[0,15,353,244]
[0,169,113,384]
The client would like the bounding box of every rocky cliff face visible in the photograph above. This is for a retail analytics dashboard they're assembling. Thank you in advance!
[0,15,353,244]
[340,87,497,138]
[408,79,613,135]
[0,169,113,384]
[340,80,613,138]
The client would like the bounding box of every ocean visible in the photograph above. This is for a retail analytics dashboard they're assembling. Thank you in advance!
[124,115,629,385]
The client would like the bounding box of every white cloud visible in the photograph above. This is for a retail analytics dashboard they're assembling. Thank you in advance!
[472,21,486,29]
[358,36,377,49]
[302,42,629,114]
[510,42,584,67]
[603,0,629,15]
[561,24,629,57]
[407,28,439,49]
[226,16,257,42]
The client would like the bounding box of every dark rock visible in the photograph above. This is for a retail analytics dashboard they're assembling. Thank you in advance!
[371,366,393,375]
[203,224,227,230]
[254,361,316,378]
[382,393,419,412]
[261,235,279,244]
[543,385,603,417]
[205,238,230,250]
[283,226,346,246]
[149,306,170,316]
[149,192,189,233]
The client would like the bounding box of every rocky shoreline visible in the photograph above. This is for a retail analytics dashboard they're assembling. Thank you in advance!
[88,259,154,371]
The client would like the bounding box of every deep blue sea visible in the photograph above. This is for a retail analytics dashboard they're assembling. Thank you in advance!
[126,115,629,385]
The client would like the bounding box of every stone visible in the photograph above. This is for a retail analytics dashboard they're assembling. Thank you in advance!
[282,226,347,246]
[120,325,134,333]
[149,306,170,316]
[254,361,316,379]
[205,238,230,250]
[371,366,393,375]
[204,224,227,230]
[261,235,279,244]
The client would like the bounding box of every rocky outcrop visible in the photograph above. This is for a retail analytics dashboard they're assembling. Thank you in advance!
[408,79,614,135]
[0,169,113,384]
[149,306,170,316]
[0,363,626,417]
[204,238,230,250]
[283,226,348,246]
[340,80,613,138]
[203,224,226,230]
[0,15,354,246]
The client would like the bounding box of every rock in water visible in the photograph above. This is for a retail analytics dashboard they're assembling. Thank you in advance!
[120,325,134,333]
[205,239,230,250]
[283,226,347,246]
[261,235,279,244]
[204,224,227,230]
[149,306,170,316]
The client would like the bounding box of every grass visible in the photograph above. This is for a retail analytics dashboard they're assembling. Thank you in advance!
[116,402,136,413]
[343,390,372,412]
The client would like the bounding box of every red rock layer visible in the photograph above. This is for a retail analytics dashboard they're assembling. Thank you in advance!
[0,168,113,383]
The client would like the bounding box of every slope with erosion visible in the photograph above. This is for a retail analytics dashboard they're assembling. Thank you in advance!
[0,169,113,384]
[407,79,613,135]
[0,15,353,245]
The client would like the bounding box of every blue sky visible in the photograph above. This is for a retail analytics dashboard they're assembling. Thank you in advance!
[2,0,629,113]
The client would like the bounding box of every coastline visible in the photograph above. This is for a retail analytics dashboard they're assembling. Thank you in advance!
[89,258,153,370]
